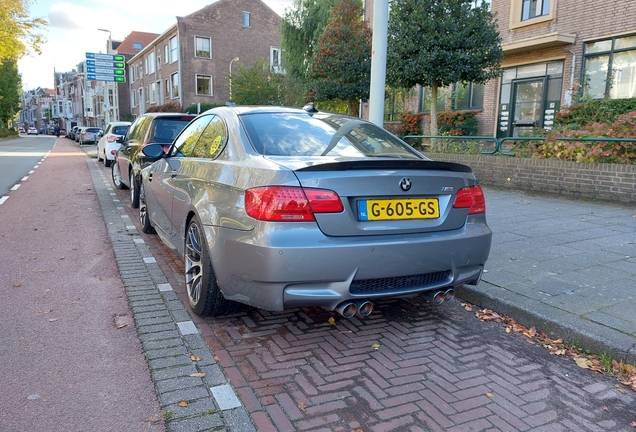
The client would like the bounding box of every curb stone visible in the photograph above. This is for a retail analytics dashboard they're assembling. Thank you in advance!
[85,155,256,432]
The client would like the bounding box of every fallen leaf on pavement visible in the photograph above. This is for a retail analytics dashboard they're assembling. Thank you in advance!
[190,373,206,378]
[616,384,628,394]
[116,324,127,329]
[486,392,495,398]
[177,400,188,407]
[602,406,608,411]
[552,338,563,345]
[371,343,380,350]
[574,357,591,369]
[213,355,220,362]
[13,283,21,288]
[48,318,59,322]
[630,421,636,428]
[464,304,473,312]
[190,355,202,361]
[298,402,306,411]
[38,310,52,314]
[328,316,336,325]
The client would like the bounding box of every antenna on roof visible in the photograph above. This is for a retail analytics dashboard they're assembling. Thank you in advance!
[303,103,318,115]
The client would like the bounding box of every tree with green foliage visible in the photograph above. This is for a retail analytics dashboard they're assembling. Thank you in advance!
[307,0,371,116]
[386,0,503,135]
[230,59,305,107]
[0,0,47,61]
[279,0,339,85]
[0,61,21,127]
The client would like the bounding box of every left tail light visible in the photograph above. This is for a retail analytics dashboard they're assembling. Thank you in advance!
[245,186,343,222]
[107,136,118,142]
[452,185,486,215]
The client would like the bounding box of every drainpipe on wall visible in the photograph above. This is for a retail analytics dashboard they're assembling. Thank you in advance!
[565,49,576,106]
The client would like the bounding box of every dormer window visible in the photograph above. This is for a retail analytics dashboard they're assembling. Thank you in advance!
[133,42,143,50]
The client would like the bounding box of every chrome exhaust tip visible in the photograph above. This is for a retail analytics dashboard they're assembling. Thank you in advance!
[355,300,374,317]
[443,288,455,302]
[335,301,357,318]
[423,290,445,305]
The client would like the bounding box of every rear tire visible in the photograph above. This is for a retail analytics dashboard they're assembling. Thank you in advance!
[104,158,112,168]
[185,217,236,316]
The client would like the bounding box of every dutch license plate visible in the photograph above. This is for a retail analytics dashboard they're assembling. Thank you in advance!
[358,198,439,221]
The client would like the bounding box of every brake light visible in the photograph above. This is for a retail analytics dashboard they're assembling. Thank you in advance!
[107,136,118,142]
[245,186,343,221]
[452,185,486,214]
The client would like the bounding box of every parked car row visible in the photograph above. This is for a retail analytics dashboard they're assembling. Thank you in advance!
[105,106,492,320]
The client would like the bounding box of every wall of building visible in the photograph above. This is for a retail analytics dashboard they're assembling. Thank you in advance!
[424,152,636,204]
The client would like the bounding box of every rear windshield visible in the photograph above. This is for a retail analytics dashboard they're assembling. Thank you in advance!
[112,125,129,135]
[152,118,194,143]
[240,113,423,159]
[86,128,100,132]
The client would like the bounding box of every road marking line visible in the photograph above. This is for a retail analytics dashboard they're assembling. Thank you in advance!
[21,176,29,181]
[11,184,20,191]
[0,196,8,205]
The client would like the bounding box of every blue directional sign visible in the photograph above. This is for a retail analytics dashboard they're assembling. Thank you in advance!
[85,52,126,82]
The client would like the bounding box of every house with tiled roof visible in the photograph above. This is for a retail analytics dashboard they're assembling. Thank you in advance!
[128,0,281,115]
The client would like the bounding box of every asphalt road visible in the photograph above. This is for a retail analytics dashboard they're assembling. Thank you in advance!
[0,135,55,198]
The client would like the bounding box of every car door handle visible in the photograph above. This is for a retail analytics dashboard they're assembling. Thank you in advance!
[171,170,177,178]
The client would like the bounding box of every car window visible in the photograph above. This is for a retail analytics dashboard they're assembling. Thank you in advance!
[240,113,423,159]
[150,117,195,144]
[135,116,154,143]
[171,115,213,157]
[112,125,129,135]
[103,125,112,135]
[190,116,227,159]
[126,117,147,143]
[86,128,100,133]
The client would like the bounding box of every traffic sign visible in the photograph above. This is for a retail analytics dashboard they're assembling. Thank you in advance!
[85,52,126,82]
[87,73,126,83]
[86,52,125,62]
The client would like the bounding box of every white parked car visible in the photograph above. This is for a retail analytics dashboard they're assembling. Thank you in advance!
[97,121,131,167]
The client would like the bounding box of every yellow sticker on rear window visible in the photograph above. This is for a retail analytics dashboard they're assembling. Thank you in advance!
[209,136,222,155]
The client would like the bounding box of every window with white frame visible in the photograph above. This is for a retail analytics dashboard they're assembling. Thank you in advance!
[130,65,135,82]
[131,91,136,107]
[270,47,282,73]
[147,51,156,74]
[196,75,212,95]
[171,72,179,98]
[146,86,149,102]
[165,79,170,99]
[164,45,168,63]
[521,0,550,20]
[243,12,250,27]
[170,36,178,63]
[149,82,157,103]
[195,36,211,59]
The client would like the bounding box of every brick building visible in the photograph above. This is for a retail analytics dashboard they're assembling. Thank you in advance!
[128,0,281,116]
[366,0,636,137]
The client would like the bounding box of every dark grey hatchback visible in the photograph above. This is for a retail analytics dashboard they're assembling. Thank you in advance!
[112,112,195,208]
[139,106,492,318]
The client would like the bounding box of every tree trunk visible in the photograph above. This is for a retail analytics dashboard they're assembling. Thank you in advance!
[347,99,360,117]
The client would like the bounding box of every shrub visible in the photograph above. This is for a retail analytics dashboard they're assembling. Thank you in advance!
[554,98,636,128]
[184,103,224,114]
[146,101,183,113]
[400,111,423,136]
[383,122,405,137]
[0,128,19,139]
[437,111,478,135]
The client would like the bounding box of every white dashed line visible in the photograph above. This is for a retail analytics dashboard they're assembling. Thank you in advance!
[0,196,8,205]
[10,184,20,191]
[143,257,156,264]
[21,176,29,181]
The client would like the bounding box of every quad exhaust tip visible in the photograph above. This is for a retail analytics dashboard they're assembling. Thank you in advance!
[424,288,456,305]
[334,300,374,318]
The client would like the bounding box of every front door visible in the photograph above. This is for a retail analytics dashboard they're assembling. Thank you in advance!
[511,79,546,137]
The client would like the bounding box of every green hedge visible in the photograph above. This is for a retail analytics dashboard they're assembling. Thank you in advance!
[555,98,636,128]
[0,128,19,139]
[437,111,478,135]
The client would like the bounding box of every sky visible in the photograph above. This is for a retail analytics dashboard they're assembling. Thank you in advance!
[17,0,294,91]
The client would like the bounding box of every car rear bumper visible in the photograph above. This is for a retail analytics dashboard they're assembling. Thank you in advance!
[205,216,492,312]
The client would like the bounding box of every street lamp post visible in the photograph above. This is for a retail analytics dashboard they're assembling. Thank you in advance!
[229,57,239,102]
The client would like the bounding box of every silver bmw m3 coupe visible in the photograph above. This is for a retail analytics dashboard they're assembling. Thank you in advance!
[139,106,492,317]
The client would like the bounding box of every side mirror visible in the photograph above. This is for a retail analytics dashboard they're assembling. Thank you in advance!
[141,143,166,158]
[116,136,125,144]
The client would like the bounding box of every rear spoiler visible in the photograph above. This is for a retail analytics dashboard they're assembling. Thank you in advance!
[295,159,473,173]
